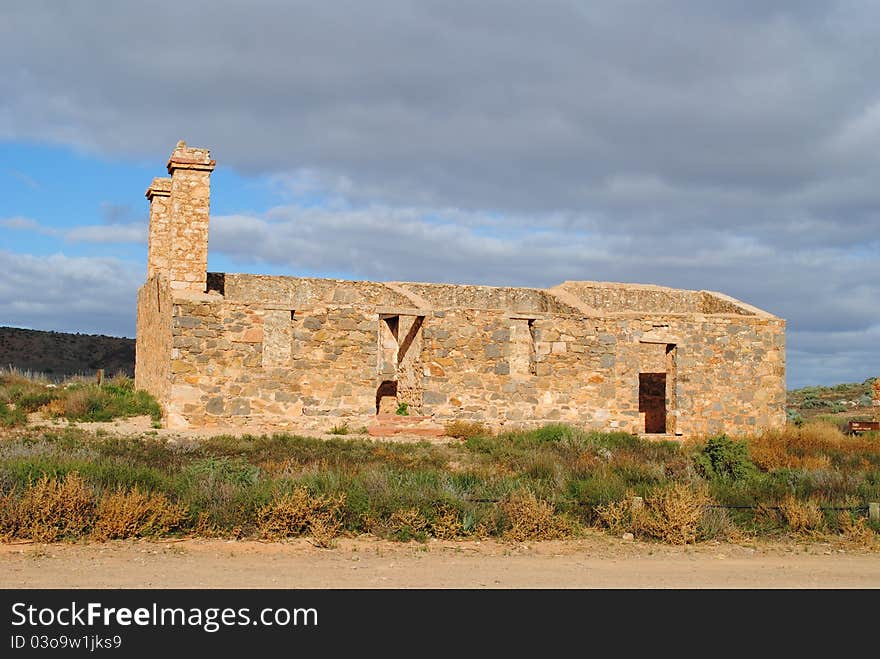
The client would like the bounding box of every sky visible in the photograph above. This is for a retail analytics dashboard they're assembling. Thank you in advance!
[1,1,878,389]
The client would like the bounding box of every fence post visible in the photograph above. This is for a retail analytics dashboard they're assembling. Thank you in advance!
[96,369,104,387]
[870,502,879,523]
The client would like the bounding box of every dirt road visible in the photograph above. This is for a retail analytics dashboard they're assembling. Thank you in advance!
[2,535,878,589]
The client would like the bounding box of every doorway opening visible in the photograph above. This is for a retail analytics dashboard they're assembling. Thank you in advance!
[376,380,399,415]
[377,314,424,415]
[639,372,667,433]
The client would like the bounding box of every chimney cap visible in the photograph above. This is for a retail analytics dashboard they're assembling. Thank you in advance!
[145,177,172,199]
[167,140,216,173]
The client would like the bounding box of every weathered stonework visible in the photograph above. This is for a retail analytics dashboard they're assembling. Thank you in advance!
[166,141,215,293]
[134,276,172,401]
[145,178,171,279]
[135,142,787,437]
[873,379,880,419]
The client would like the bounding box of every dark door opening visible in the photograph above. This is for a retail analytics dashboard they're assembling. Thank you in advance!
[376,380,398,415]
[639,372,666,434]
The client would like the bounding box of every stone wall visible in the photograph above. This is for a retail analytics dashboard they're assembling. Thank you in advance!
[219,274,414,308]
[413,307,784,435]
[135,141,786,438]
[397,282,578,314]
[874,379,880,420]
[553,281,757,316]
[134,276,172,401]
[555,281,703,313]
[156,276,786,436]
[164,291,381,429]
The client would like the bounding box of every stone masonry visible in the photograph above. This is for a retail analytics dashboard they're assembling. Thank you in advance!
[135,142,787,437]
[874,379,880,420]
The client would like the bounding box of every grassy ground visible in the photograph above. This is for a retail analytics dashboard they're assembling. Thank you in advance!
[0,420,877,546]
[0,368,160,428]
[1,368,877,546]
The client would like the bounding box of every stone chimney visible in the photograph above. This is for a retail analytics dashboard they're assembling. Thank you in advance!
[166,141,216,292]
[145,177,172,280]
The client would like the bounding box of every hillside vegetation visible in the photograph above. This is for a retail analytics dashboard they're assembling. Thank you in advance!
[787,378,876,424]
[0,326,134,378]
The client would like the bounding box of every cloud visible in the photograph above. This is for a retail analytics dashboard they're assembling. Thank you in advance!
[209,203,880,388]
[99,201,142,225]
[66,223,147,244]
[1,215,146,244]
[0,250,141,337]
[2,2,878,218]
[1,216,44,231]
[788,326,880,389]
[1,1,878,386]
[6,169,39,189]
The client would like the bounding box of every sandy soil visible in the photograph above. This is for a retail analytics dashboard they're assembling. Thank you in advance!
[2,534,878,589]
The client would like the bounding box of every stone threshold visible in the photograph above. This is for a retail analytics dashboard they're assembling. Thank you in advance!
[368,414,445,437]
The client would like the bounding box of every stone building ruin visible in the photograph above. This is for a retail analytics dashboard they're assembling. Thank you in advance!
[135,142,786,437]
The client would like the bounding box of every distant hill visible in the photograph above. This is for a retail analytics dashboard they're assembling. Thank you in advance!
[0,326,135,379]
[787,378,876,422]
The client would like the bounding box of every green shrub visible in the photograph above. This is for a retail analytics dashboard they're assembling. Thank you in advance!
[395,402,409,416]
[693,435,757,482]
[0,401,27,427]
[15,390,59,412]
[183,456,261,488]
[60,385,161,423]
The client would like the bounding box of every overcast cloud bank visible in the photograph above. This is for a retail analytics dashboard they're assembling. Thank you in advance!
[1,1,877,387]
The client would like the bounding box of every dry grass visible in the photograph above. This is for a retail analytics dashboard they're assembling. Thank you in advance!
[40,398,67,418]
[642,484,709,545]
[594,497,637,536]
[444,420,491,439]
[777,495,825,534]
[430,505,463,539]
[596,485,709,544]
[59,389,92,419]
[697,506,745,542]
[92,487,187,541]
[2,473,95,542]
[192,512,227,538]
[499,489,573,541]
[0,490,19,541]
[748,421,875,470]
[837,512,876,545]
[256,487,345,547]
[387,508,430,541]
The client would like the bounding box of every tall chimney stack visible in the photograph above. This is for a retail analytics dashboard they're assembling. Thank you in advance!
[145,177,172,280]
[166,141,216,292]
